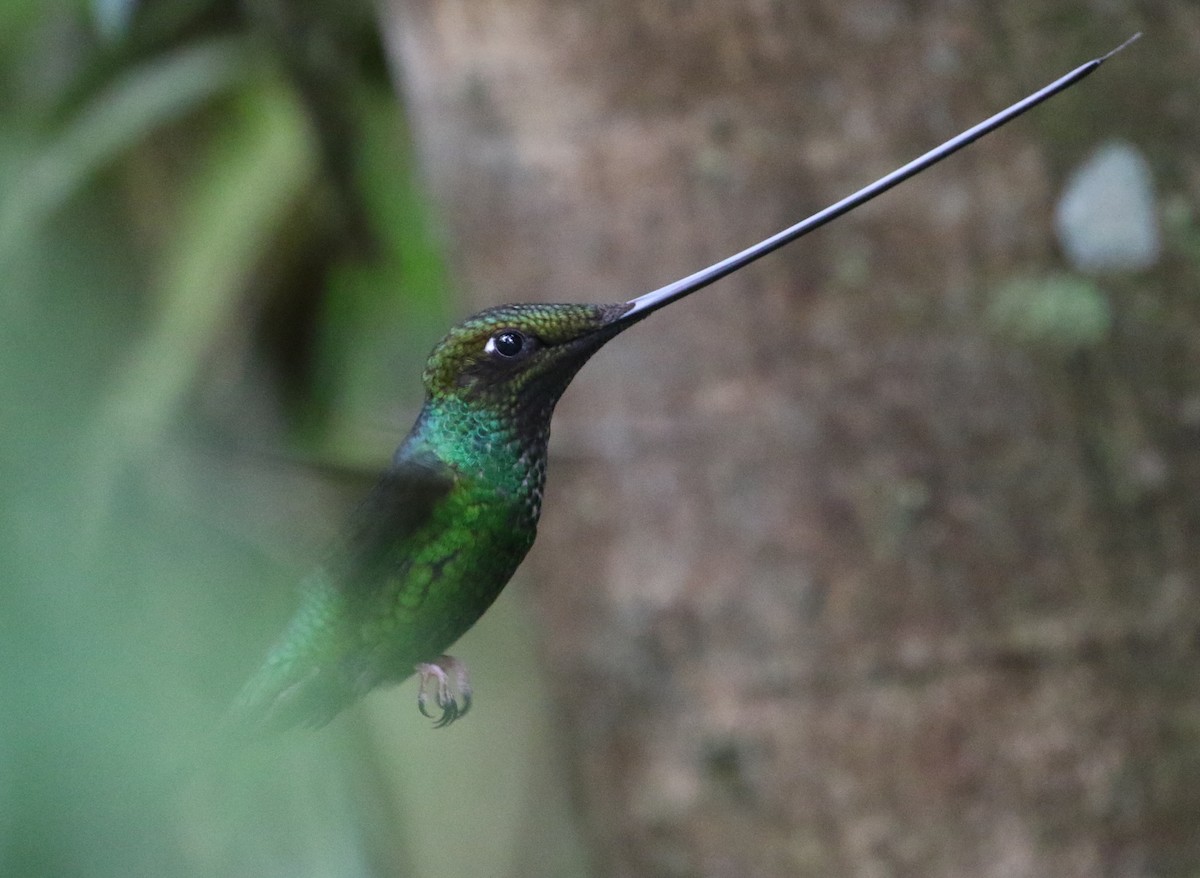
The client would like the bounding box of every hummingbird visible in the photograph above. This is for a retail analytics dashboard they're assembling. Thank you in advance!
[234,38,1135,730]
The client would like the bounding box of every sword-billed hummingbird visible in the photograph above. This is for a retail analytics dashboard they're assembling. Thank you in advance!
[235,38,1136,730]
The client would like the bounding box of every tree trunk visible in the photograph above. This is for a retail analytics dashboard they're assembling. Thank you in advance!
[381,2,1200,875]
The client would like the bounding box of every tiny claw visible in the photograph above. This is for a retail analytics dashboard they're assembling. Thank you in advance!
[414,655,472,728]
[456,674,472,721]
[447,655,472,721]
[415,661,448,720]
[431,700,457,729]
[416,686,436,720]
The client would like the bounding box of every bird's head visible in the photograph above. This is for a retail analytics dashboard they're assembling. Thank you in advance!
[422,302,636,412]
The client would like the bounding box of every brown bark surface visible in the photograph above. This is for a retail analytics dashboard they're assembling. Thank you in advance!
[382,3,1200,875]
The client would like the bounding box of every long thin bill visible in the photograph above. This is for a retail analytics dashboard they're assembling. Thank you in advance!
[619,33,1140,323]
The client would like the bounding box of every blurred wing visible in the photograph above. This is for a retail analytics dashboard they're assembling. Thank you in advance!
[327,451,456,596]
[232,451,455,730]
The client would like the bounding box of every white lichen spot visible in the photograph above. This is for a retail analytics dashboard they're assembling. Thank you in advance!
[1055,141,1160,273]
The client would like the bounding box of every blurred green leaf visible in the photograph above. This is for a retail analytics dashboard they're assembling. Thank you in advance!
[0,36,252,264]
[87,72,318,519]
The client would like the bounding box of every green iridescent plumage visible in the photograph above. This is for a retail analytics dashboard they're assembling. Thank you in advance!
[236,303,632,728]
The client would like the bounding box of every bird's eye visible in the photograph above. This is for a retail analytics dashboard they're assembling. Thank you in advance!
[485,330,526,358]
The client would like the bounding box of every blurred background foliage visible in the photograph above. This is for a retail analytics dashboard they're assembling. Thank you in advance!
[1,1,582,876]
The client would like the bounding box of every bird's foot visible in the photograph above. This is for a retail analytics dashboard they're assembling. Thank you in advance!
[414,655,472,728]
